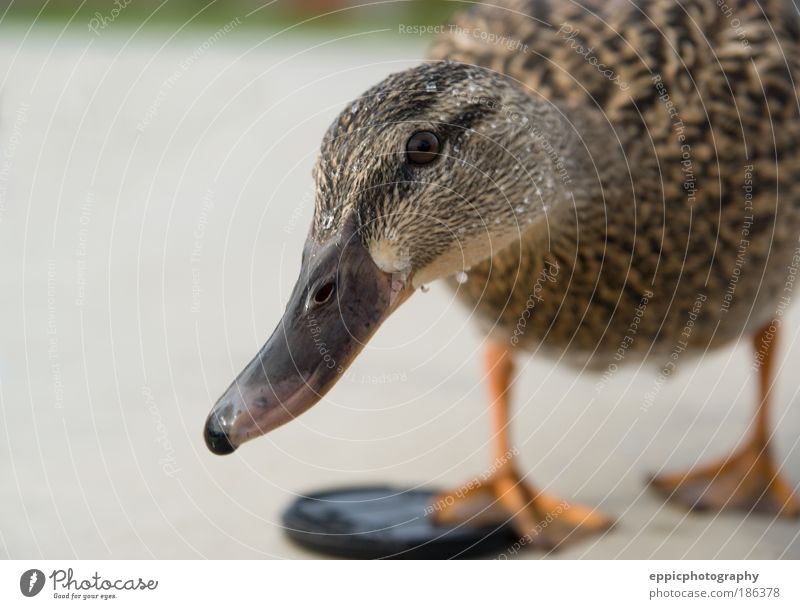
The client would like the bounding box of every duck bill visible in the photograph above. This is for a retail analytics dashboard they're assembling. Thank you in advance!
[204,221,413,455]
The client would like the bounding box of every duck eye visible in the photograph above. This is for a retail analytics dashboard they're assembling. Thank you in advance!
[406,131,440,165]
[312,281,336,306]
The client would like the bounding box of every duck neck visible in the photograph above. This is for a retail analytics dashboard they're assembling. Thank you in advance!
[489,95,620,253]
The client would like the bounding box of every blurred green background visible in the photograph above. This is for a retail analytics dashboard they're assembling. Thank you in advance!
[0,0,458,31]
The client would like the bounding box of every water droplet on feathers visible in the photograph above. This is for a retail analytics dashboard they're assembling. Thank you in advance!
[455,271,469,284]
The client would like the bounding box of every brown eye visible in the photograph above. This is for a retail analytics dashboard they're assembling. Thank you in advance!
[406,131,440,165]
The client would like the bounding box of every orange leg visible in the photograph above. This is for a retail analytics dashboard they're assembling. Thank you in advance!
[650,323,799,517]
[430,342,612,550]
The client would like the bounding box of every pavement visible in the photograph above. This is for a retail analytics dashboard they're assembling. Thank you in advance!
[1,23,798,559]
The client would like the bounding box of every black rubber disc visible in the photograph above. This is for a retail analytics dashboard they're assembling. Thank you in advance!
[281,485,518,559]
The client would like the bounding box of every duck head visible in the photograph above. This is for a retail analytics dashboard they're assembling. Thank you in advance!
[204,61,558,454]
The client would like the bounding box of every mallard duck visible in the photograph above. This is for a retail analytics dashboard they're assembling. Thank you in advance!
[205,0,800,548]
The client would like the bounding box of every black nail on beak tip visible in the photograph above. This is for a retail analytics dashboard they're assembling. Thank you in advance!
[204,419,237,456]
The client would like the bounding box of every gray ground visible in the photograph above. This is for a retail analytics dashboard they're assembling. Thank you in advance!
[1,24,799,560]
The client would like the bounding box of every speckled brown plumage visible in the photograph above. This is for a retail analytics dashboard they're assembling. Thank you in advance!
[427,0,800,367]
[312,0,800,371]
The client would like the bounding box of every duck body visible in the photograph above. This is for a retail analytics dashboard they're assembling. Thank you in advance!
[206,2,800,531]
[204,0,800,544]
[431,0,800,368]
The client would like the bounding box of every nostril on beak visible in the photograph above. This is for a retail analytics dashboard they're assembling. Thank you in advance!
[204,414,237,456]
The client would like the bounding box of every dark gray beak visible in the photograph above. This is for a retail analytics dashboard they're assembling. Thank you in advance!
[204,218,413,455]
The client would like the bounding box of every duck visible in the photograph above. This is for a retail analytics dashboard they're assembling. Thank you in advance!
[204,0,800,549]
